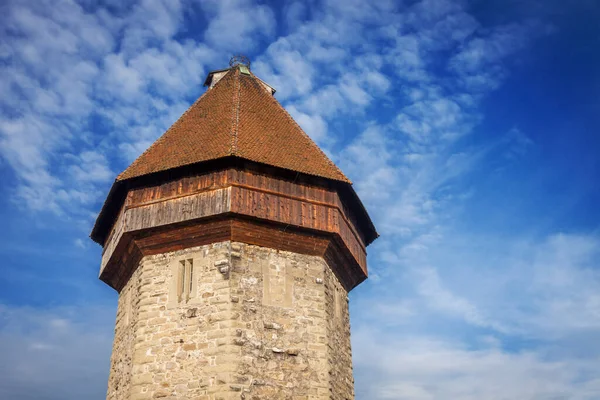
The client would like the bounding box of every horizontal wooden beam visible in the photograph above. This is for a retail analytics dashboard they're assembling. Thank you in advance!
[99,168,370,292]
[100,217,365,293]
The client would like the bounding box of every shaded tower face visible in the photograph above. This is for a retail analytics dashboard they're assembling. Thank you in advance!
[91,60,378,400]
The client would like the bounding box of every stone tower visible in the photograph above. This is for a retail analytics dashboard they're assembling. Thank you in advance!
[91,58,378,400]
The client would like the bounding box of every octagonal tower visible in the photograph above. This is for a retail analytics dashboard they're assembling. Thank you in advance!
[91,58,378,400]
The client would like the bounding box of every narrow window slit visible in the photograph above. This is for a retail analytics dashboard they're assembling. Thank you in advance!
[188,260,194,294]
[177,258,194,303]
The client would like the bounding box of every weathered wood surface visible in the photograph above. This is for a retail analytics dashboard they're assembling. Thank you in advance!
[229,186,365,268]
[124,168,367,246]
[99,167,370,291]
[100,188,231,277]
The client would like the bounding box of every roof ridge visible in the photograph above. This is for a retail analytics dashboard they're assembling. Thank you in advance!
[247,70,351,184]
[117,68,236,181]
[229,67,241,155]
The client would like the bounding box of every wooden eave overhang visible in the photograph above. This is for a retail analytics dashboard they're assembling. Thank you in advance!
[90,157,378,247]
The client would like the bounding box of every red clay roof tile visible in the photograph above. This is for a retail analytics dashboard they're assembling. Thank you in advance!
[117,66,350,183]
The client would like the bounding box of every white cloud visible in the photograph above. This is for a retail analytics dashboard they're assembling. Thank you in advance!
[449,21,552,92]
[283,1,307,33]
[337,2,549,243]
[251,0,395,154]
[386,34,430,82]
[414,265,510,332]
[325,4,599,398]
[200,0,276,51]
[396,96,477,143]
[352,231,600,399]
[296,84,346,116]
[68,151,114,184]
[0,1,595,400]
[353,328,600,400]
[253,37,316,100]
[287,106,329,144]
[119,0,185,55]
[322,0,397,24]
[101,53,144,102]
[339,125,397,204]
[0,304,114,400]
[511,234,600,337]
[0,0,115,216]
[0,0,223,218]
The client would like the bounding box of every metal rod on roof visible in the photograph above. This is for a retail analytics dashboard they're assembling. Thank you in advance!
[229,55,251,69]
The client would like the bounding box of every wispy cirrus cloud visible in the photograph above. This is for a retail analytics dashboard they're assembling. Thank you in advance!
[0,304,114,400]
[0,0,272,221]
[354,328,600,400]
[0,1,598,400]
[352,231,600,398]
[200,0,276,51]
[249,5,598,399]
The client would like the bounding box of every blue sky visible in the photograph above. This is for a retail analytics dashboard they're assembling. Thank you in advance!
[0,0,599,399]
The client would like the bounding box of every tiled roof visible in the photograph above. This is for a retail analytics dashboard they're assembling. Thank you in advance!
[117,66,350,183]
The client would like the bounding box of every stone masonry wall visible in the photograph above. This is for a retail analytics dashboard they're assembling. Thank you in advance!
[324,264,354,400]
[105,241,354,400]
[107,261,140,400]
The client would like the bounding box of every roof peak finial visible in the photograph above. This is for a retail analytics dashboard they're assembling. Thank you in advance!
[229,55,251,69]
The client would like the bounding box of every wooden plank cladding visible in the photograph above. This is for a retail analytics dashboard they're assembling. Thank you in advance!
[229,186,365,268]
[99,188,231,277]
[124,187,231,231]
[99,167,370,292]
[127,169,230,205]
[123,168,367,246]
